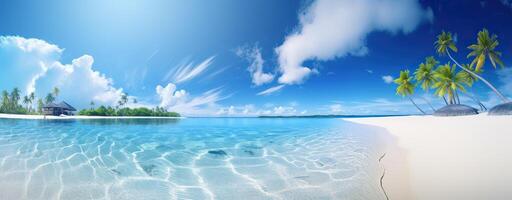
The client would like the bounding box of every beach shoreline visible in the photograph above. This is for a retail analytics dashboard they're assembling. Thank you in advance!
[345,114,512,200]
[0,113,184,120]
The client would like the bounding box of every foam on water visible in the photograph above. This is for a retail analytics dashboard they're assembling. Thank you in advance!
[0,118,386,200]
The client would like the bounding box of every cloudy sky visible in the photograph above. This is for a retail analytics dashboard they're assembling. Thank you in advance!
[0,0,511,116]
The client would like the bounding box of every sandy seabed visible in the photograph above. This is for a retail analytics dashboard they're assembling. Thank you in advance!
[346,114,512,200]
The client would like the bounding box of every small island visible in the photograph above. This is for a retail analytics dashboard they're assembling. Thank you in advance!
[78,106,179,117]
[0,87,180,118]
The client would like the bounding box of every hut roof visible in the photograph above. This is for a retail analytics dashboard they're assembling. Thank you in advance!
[43,102,59,108]
[43,101,77,111]
[58,101,77,111]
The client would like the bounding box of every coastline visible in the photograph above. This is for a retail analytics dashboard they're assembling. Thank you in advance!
[0,113,184,120]
[345,114,512,200]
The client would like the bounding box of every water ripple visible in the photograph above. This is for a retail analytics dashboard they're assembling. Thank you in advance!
[0,118,385,200]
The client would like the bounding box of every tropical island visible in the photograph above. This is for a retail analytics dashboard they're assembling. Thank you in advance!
[0,87,180,118]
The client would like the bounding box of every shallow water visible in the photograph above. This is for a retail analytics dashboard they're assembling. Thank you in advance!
[0,118,385,200]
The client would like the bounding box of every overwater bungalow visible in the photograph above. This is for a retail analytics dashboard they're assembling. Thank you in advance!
[42,101,77,116]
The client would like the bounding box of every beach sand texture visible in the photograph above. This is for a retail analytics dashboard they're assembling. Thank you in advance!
[346,114,512,200]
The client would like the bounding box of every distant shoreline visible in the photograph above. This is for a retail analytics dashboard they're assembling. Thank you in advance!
[0,113,184,120]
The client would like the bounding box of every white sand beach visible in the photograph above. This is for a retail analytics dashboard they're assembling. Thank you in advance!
[346,114,512,200]
[0,113,183,120]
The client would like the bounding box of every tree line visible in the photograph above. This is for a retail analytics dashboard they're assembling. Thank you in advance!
[1,87,180,117]
[0,87,60,114]
[79,93,180,117]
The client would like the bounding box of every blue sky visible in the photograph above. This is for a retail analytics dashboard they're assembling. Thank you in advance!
[1,0,512,116]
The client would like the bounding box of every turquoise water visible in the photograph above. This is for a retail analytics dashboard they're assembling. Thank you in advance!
[0,118,385,200]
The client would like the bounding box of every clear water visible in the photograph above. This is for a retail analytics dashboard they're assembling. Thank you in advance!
[0,118,385,200]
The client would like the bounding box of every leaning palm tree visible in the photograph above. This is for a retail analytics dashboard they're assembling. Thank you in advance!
[432,63,467,105]
[459,64,487,110]
[414,57,438,111]
[435,30,508,102]
[394,70,426,115]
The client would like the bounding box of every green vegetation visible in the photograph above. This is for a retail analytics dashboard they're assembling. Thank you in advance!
[1,86,180,117]
[1,87,63,114]
[394,28,508,113]
[435,29,507,102]
[79,92,179,117]
[78,106,180,117]
[431,63,467,105]
[394,70,426,114]
[0,88,27,114]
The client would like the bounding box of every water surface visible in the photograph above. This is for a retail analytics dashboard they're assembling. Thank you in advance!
[0,118,384,200]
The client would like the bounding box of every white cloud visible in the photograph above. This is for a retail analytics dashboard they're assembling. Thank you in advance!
[257,85,285,96]
[215,104,298,116]
[163,56,215,84]
[275,0,433,84]
[330,104,343,113]
[273,106,297,115]
[382,75,394,84]
[236,45,274,86]
[156,83,188,108]
[156,83,226,116]
[0,36,124,108]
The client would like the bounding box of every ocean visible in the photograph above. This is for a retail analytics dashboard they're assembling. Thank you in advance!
[0,118,385,200]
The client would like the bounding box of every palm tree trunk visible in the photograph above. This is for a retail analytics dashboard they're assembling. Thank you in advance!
[455,91,461,104]
[421,96,436,112]
[465,90,487,111]
[447,51,509,103]
[408,96,426,115]
[442,96,448,105]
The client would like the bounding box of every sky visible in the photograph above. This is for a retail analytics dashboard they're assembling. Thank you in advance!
[1,0,512,116]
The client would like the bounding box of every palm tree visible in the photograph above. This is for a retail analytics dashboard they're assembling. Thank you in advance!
[432,63,467,105]
[1,90,9,112]
[28,92,35,112]
[37,98,44,114]
[414,57,438,111]
[45,93,55,104]
[52,87,60,101]
[394,70,426,115]
[10,88,21,111]
[23,95,30,112]
[435,30,508,102]
[459,64,487,110]
[90,101,95,110]
[467,29,504,70]
[118,93,128,108]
